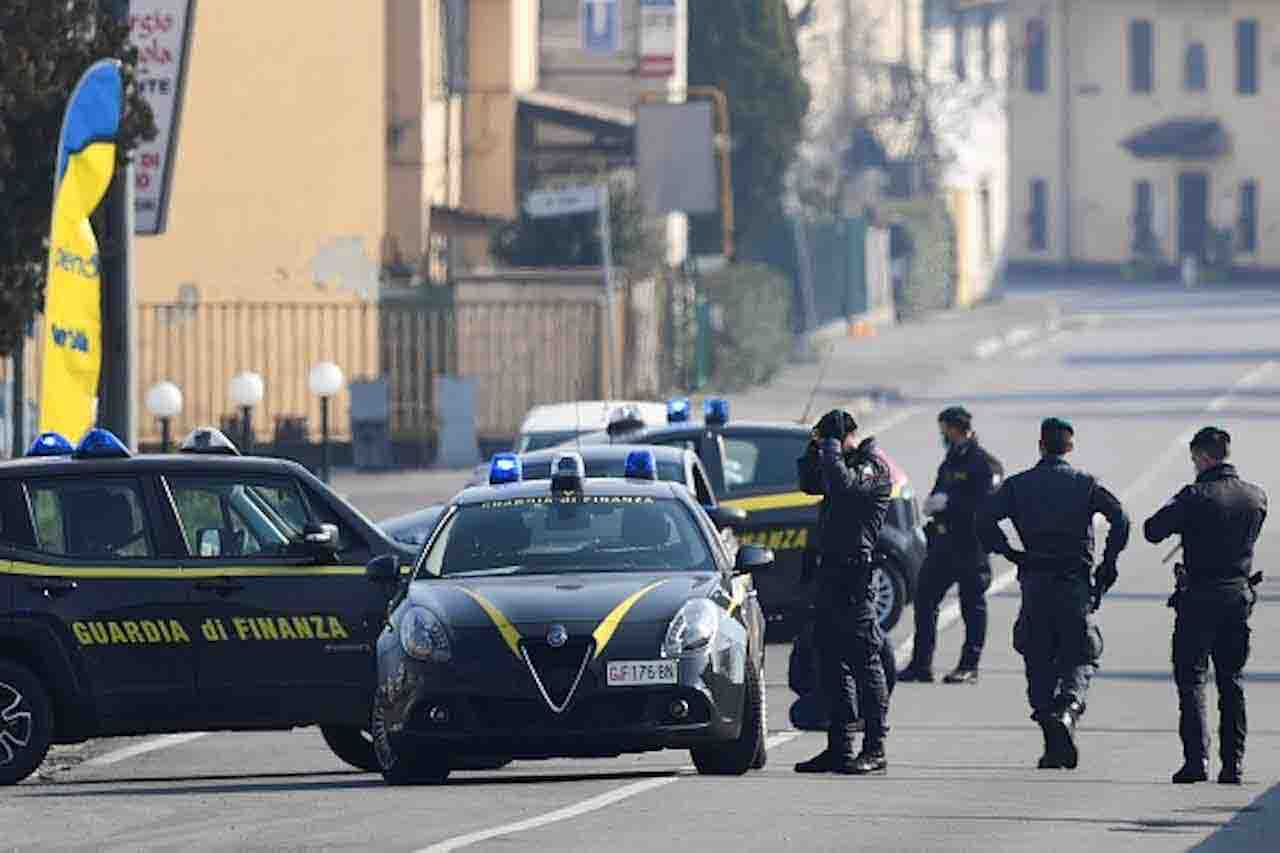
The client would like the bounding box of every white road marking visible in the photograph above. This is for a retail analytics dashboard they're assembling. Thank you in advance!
[84,733,209,767]
[974,337,1004,360]
[897,359,1278,670]
[419,731,803,852]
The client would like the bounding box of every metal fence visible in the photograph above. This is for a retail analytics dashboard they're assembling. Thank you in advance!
[138,301,380,444]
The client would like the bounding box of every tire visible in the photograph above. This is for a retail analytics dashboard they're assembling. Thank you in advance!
[320,725,379,772]
[750,655,768,770]
[0,660,54,787]
[691,655,765,776]
[370,704,450,785]
[872,561,907,632]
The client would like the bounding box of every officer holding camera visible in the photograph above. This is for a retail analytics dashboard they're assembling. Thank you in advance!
[794,409,893,775]
[1144,427,1267,785]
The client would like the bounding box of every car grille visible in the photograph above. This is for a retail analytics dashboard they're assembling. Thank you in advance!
[521,638,594,712]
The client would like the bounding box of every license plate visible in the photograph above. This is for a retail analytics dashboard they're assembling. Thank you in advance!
[606,660,678,686]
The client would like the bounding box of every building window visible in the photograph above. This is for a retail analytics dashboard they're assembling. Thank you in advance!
[981,11,993,81]
[954,19,967,81]
[1026,19,1047,93]
[1239,180,1258,252]
[1237,20,1259,94]
[1129,20,1154,93]
[1029,179,1048,251]
[1133,180,1155,254]
[1185,42,1207,91]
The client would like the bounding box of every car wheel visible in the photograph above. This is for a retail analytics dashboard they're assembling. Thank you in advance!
[691,655,764,776]
[0,660,53,786]
[371,704,450,785]
[872,561,907,632]
[320,725,379,772]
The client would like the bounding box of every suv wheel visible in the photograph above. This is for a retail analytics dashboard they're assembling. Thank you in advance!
[872,562,907,632]
[0,661,53,786]
[320,725,379,772]
[691,656,765,776]
[371,704,450,785]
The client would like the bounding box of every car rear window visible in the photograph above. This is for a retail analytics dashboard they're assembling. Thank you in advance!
[26,478,153,559]
[517,431,581,452]
[723,434,808,493]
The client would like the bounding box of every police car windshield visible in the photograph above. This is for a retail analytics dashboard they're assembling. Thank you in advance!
[420,496,714,577]
[517,430,581,452]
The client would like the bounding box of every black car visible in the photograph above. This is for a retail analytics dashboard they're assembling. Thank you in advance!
[367,452,772,784]
[0,428,413,785]
[573,401,927,630]
[381,505,448,548]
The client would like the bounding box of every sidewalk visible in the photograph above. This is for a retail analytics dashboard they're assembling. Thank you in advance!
[721,292,1061,426]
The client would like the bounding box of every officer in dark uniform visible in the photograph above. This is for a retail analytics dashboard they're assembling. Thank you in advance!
[794,409,894,775]
[900,406,1004,684]
[976,418,1130,769]
[1143,427,1267,785]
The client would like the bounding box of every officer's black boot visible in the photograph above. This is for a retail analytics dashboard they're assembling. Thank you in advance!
[1218,763,1243,785]
[1034,714,1064,769]
[1045,700,1084,770]
[796,725,858,773]
[842,745,887,776]
[794,748,836,774]
[1172,759,1209,784]
[896,665,934,683]
[943,667,980,685]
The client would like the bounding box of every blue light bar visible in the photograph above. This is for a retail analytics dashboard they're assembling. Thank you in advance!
[666,397,691,423]
[489,453,522,485]
[704,398,730,426]
[74,428,132,459]
[624,449,657,480]
[27,432,74,457]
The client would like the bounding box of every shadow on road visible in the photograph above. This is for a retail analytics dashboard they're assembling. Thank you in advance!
[1189,782,1280,851]
[20,768,679,799]
[1064,350,1280,367]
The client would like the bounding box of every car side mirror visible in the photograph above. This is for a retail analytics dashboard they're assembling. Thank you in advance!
[366,553,400,584]
[706,504,748,530]
[301,522,340,561]
[734,544,774,575]
[196,528,224,557]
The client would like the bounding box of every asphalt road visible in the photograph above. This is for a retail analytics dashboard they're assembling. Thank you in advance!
[7,282,1280,851]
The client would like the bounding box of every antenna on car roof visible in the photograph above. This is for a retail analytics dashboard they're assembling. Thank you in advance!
[799,340,835,425]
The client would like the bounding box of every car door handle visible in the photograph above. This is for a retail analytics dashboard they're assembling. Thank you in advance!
[194,579,246,595]
[28,579,77,598]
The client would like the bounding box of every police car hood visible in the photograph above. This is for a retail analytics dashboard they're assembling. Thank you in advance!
[409,571,717,629]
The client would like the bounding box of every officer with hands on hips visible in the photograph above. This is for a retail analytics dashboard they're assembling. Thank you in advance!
[1143,427,1267,785]
[794,409,894,775]
[900,406,1004,685]
[976,417,1130,770]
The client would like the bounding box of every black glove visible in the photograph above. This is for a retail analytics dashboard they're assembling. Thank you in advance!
[1095,559,1118,594]
[1092,559,1118,612]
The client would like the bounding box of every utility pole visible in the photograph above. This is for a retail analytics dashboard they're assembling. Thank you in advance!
[98,0,135,446]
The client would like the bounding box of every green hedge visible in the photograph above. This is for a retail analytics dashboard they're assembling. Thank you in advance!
[702,262,793,390]
[882,198,956,318]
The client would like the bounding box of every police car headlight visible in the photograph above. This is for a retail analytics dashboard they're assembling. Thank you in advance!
[400,607,452,663]
[663,599,719,658]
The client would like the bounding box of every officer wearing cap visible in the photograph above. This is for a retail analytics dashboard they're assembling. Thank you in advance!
[899,406,1004,685]
[794,409,893,775]
[1143,427,1267,785]
[977,417,1130,770]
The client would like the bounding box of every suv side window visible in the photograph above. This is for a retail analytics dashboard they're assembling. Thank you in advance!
[26,479,154,559]
[0,480,35,549]
[302,483,371,562]
[722,434,808,493]
[167,475,308,559]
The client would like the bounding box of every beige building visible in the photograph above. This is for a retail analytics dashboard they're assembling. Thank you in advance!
[1008,0,1279,276]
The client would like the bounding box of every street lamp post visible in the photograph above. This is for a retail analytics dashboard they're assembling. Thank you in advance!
[228,371,265,454]
[308,361,344,483]
[144,381,184,452]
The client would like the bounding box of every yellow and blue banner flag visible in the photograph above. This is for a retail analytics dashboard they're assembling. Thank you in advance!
[39,60,123,440]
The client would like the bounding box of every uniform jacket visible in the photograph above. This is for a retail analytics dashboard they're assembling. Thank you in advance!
[797,436,892,567]
[1143,463,1267,587]
[976,456,1130,576]
[927,437,1004,562]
